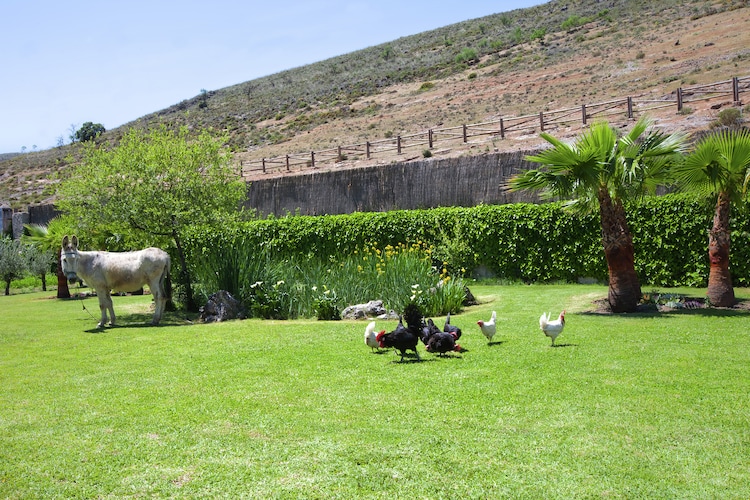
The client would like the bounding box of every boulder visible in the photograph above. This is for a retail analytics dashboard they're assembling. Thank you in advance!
[341,300,397,320]
[200,290,246,322]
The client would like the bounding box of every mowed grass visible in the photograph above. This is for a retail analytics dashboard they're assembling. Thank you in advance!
[2,284,749,498]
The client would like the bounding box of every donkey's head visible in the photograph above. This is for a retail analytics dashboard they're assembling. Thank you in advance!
[61,235,80,283]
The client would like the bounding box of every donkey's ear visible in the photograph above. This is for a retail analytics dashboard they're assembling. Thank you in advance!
[71,235,78,248]
[62,235,69,247]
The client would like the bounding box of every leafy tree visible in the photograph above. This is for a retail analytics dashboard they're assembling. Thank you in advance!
[55,125,246,311]
[673,128,750,307]
[25,244,53,291]
[509,117,686,312]
[0,237,28,295]
[74,122,106,142]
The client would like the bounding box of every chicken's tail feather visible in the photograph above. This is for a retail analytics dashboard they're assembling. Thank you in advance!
[539,312,549,329]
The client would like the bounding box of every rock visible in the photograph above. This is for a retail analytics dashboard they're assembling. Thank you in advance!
[341,300,397,320]
[463,286,478,306]
[200,290,246,322]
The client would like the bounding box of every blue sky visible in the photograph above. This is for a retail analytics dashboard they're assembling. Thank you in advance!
[1,0,543,153]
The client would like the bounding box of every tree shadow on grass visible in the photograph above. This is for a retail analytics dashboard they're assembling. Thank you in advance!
[83,312,196,333]
[581,307,749,319]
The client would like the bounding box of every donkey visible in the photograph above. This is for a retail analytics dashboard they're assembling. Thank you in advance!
[61,236,171,327]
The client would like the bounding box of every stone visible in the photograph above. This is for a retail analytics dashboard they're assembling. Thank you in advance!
[341,300,397,320]
[200,290,246,323]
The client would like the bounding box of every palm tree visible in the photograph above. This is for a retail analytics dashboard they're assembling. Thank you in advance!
[22,221,71,299]
[509,117,686,312]
[673,127,750,307]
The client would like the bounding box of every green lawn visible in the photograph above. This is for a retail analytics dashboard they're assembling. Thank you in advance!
[2,284,749,498]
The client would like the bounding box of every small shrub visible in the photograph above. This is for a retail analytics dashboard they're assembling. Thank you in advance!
[422,149,433,158]
[418,82,435,92]
[313,286,341,321]
[710,107,743,129]
[678,106,694,115]
[455,48,478,65]
[468,72,477,80]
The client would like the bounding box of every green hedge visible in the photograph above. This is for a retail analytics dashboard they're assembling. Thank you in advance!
[184,194,750,288]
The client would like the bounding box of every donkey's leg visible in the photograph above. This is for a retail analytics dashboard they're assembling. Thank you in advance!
[150,278,164,325]
[102,290,116,326]
[96,290,112,328]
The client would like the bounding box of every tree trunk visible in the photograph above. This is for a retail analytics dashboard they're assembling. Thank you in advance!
[598,188,641,313]
[173,231,197,312]
[706,192,734,307]
[56,248,70,299]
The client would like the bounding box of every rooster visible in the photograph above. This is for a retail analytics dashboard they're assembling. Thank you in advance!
[539,310,565,346]
[377,304,423,361]
[477,311,496,343]
[426,331,462,356]
[364,321,382,352]
[443,312,462,340]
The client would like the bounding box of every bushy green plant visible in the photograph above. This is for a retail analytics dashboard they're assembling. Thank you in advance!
[313,285,341,321]
[455,47,478,65]
[248,279,291,319]
[710,107,743,128]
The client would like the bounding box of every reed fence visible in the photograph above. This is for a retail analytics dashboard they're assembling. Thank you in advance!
[239,75,749,176]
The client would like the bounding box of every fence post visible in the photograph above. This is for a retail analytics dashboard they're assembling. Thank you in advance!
[286,155,290,172]
[428,129,433,149]
[676,88,683,112]
[397,136,402,154]
[262,158,266,174]
[337,145,342,161]
[463,124,468,143]
[581,104,587,125]
[500,118,505,139]
[539,111,545,132]
[733,76,740,104]
[311,151,315,168]
[366,142,371,160]
[627,97,633,119]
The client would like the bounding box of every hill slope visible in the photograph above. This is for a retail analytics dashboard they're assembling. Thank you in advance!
[2,0,749,208]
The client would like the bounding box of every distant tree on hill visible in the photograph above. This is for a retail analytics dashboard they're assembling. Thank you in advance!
[74,122,106,142]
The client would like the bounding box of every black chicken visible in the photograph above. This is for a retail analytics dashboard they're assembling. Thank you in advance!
[443,312,462,340]
[425,331,462,356]
[420,318,441,345]
[376,303,424,361]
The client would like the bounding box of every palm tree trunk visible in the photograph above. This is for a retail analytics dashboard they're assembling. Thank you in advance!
[598,188,641,313]
[707,191,734,307]
[56,248,70,299]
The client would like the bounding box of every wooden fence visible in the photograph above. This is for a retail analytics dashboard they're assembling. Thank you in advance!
[239,75,750,176]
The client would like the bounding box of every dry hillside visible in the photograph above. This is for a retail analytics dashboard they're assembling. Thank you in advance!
[2,0,749,208]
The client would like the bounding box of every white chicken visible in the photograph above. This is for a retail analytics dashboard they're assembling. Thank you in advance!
[364,321,381,352]
[539,310,566,346]
[477,311,497,343]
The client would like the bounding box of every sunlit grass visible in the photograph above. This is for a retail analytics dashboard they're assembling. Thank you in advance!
[2,284,749,498]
